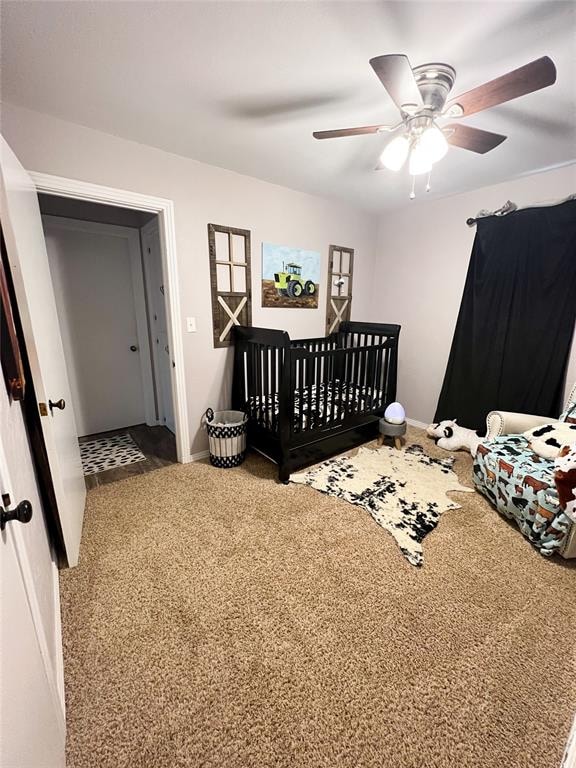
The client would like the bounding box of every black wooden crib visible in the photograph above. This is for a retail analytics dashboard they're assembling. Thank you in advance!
[232,321,400,481]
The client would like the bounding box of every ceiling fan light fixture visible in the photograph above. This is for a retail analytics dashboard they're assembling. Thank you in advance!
[419,124,449,163]
[313,54,556,195]
[408,141,433,176]
[380,134,410,171]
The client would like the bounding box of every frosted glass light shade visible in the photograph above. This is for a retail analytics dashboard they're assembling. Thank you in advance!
[380,135,410,171]
[384,402,406,424]
[419,125,449,164]
[408,142,433,175]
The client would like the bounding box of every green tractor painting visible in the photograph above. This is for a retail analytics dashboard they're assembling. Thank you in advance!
[262,243,320,309]
[274,262,316,299]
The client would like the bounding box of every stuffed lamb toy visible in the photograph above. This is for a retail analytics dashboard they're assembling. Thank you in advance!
[426,419,482,456]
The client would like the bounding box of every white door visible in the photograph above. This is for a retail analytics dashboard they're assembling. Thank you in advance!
[43,217,153,436]
[0,135,86,567]
[141,219,176,433]
[0,382,66,767]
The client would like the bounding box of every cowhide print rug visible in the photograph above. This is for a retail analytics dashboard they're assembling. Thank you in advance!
[80,433,146,476]
[291,444,473,566]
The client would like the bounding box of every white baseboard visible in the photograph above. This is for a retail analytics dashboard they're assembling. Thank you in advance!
[185,426,431,461]
[407,417,429,430]
[188,449,209,463]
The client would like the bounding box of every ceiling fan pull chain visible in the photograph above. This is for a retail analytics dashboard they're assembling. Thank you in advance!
[409,175,416,200]
[426,169,432,193]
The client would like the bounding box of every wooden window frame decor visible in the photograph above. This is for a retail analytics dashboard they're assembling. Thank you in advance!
[1,226,25,401]
[326,245,354,335]
[208,224,252,348]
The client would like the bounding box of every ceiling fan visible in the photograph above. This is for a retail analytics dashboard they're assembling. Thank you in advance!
[313,54,557,193]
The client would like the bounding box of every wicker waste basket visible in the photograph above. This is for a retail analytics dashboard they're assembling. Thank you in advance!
[205,408,248,468]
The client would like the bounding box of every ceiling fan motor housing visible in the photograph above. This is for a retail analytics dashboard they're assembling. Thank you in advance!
[313,54,555,163]
[410,63,456,113]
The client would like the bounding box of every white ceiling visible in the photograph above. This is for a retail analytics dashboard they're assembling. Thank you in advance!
[1,1,575,212]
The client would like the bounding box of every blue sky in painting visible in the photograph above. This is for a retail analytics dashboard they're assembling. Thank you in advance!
[261,243,321,283]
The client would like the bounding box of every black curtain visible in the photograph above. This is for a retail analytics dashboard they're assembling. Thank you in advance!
[435,199,576,433]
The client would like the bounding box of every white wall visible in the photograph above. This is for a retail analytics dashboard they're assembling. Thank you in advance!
[0,104,376,453]
[370,164,576,426]
[0,103,378,455]
[2,102,574,449]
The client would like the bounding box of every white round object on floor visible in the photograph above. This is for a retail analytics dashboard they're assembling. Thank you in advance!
[384,402,406,424]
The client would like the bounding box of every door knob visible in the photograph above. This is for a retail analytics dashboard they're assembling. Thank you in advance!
[1,499,33,531]
[130,345,139,352]
[49,398,66,414]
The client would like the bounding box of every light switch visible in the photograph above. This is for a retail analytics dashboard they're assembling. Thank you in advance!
[186,317,197,333]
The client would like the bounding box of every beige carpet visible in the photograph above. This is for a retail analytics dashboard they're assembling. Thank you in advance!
[60,426,576,768]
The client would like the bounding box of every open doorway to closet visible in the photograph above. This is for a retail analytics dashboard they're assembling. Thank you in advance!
[39,194,177,488]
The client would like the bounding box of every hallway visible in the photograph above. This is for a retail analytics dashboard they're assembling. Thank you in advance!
[80,424,177,489]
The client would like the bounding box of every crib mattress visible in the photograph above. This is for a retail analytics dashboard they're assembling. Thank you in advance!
[249,380,382,431]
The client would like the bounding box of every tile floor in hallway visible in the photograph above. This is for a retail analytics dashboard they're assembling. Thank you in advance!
[79,424,177,489]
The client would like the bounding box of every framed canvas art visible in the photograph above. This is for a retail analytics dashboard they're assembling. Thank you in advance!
[261,243,320,309]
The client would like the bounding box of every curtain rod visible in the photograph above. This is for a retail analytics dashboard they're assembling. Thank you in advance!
[466,192,576,227]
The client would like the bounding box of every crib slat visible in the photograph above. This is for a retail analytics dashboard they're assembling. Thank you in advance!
[358,349,364,413]
[374,343,382,408]
[349,348,356,412]
[262,345,269,428]
[322,369,328,427]
[252,343,259,423]
[384,346,390,403]
[357,347,364,408]
[358,348,365,411]
[259,344,265,423]
[298,355,305,433]
[308,345,314,427]
[269,345,274,428]
[314,346,322,430]
[337,349,345,423]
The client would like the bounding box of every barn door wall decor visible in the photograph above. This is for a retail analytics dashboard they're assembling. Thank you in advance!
[208,224,252,348]
[326,245,354,335]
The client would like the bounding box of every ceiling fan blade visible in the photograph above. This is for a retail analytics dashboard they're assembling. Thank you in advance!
[369,54,423,111]
[313,125,386,139]
[445,124,507,154]
[446,56,556,117]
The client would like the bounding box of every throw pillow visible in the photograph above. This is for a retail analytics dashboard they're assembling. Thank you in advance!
[524,422,576,459]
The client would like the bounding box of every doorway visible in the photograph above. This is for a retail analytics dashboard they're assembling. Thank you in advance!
[30,172,190,468]
[38,194,179,488]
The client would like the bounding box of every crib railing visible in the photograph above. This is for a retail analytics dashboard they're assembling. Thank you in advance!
[288,338,395,434]
[232,326,288,433]
[232,322,400,438]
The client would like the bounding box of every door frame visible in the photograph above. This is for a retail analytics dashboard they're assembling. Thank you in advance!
[42,215,158,431]
[30,172,191,463]
[140,217,175,432]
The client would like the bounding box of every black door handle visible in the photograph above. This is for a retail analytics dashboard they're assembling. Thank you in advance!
[49,398,66,414]
[1,500,33,531]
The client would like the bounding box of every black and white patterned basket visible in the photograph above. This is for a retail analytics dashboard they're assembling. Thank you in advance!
[205,408,248,468]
